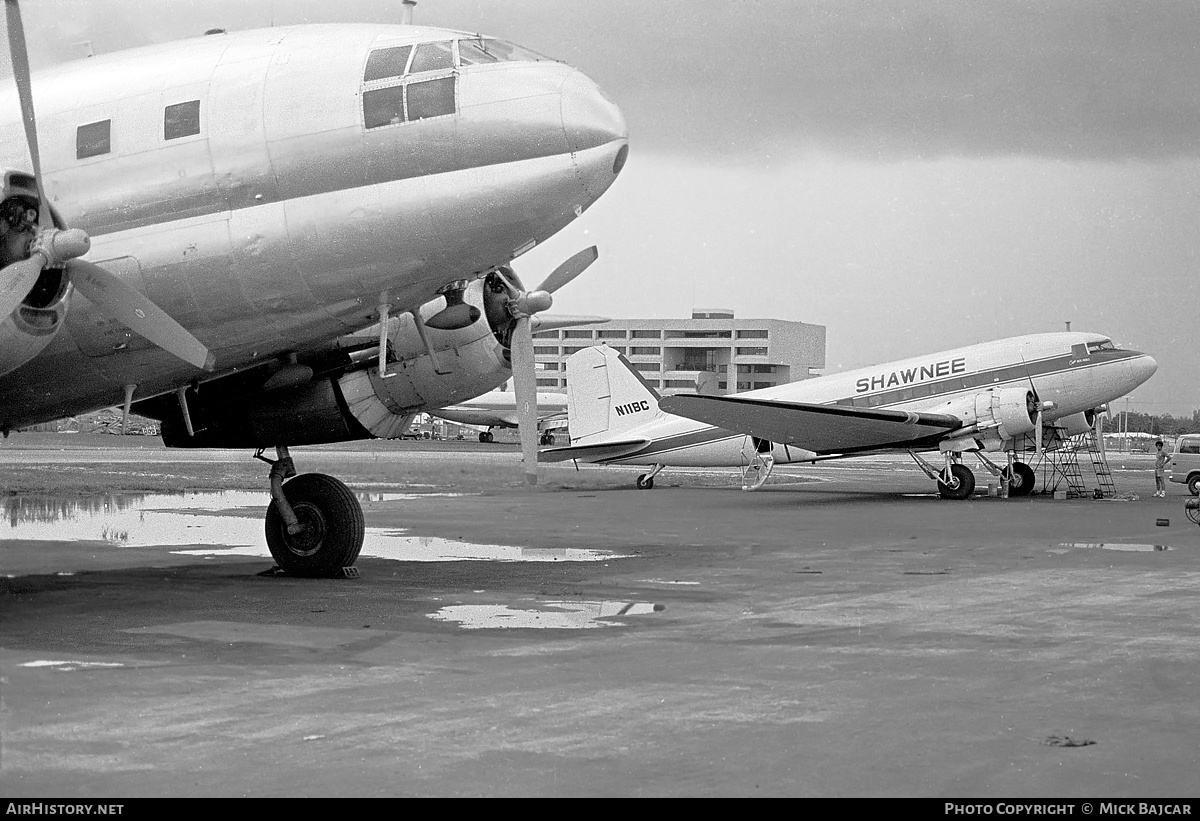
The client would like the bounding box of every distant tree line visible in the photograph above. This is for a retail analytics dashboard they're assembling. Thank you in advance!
[1100,409,1200,437]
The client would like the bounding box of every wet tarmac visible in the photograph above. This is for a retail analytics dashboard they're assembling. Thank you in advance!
[1,444,1198,797]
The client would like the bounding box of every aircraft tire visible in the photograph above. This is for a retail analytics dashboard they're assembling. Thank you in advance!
[937,464,975,500]
[636,474,654,490]
[265,473,365,578]
[1004,462,1036,497]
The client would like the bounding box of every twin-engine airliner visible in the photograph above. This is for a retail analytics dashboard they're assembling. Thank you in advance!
[0,2,627,576]
[540,333,1157,497]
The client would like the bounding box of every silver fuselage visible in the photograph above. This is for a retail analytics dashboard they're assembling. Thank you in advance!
[0,24,627,429]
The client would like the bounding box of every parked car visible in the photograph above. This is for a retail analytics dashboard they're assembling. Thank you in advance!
[1169,434,1200,495]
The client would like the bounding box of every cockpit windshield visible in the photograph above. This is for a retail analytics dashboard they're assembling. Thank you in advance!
[456,38,555,66]
[1087,339,1118,353]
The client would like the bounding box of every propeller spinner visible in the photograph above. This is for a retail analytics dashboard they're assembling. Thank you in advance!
[0,0,213,371]
[496,246,598,485]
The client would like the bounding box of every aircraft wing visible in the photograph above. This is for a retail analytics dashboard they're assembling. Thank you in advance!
[658,395,963,455]
[538,438,651,463]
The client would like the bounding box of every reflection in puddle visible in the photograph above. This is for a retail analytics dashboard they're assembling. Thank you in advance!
[20,660,125,670]
[429,601,664,630]
[1055,543,1170,553]
[2,491,627,564]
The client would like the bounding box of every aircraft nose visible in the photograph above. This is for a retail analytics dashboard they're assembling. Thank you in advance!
[561,72,628,165]
[1130,352,1158,386]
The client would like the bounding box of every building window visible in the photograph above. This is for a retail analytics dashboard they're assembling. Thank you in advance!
[539,362,559,371]
[632,363,659,372]
[736,329,769,339]
[533,346,559,355]
[603,345,626,355]
[536,378,560,387]
[644,379,661,388]
[664,380,695,388]
[562,346,587,355]
[631,330,661,338]
[718,381,727,390]
[629,346,660,356]
[737,382,752,390]
[563,330,593,339]
[753,382,773,390]
[596,330,626,339]
[736,347,768,356]
[532,330,559,339]
[164,100,200,140]
[76,120,111,159]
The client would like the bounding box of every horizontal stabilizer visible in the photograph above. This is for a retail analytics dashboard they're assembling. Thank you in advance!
[658,394,962,455]
[538,437,650,463]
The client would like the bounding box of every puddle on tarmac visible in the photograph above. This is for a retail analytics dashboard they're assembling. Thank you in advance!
[429,601,664,629]
[1054,543,1171,553]
[2,491,628,564]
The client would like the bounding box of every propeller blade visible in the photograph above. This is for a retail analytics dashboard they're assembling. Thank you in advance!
[510,314,539,485]
[69,259,214,371]
[536,245,598,294]
[0,253,43,317]
[5,0,51,228]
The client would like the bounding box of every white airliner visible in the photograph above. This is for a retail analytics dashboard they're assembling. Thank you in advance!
[432,389,567,443]
[0,3,627,575]
[540,333,1157,497]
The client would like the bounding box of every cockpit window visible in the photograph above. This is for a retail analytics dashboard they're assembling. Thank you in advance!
[1087,339,1117,353]
[409,41,455,73]
[456,37,554,65]
[364,45,413,82]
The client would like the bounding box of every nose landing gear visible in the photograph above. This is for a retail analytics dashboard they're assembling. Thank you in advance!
[257,447,365,577]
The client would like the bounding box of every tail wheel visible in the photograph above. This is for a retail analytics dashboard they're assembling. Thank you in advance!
[1002,461,1036,497]
[636,474,654,490]
[937,463,976,500]
[265,473,365,577]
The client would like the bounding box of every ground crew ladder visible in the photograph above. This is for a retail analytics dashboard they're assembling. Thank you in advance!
[1084,428,1117,498]
[1054,444,1089,498]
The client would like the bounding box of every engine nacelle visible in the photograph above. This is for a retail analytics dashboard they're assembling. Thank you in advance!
[1055,409,1098,438]
[0,298,68,377]
[159,277,516,446]
[937,386,1038,441]
[0,177,72,377]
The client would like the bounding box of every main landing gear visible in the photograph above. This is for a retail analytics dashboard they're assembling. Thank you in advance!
[539,433,556,446]
[909,451,975,500]
[636,463,664,490]
[478,430,495,443]
[974,452,1036,497]
[256,446,365,577]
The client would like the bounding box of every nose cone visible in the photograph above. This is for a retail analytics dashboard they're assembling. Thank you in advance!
[561,73,628,155]
[1130,352,1158,387]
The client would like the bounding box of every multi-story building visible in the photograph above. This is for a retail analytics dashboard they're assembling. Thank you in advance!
[532,309,826,395]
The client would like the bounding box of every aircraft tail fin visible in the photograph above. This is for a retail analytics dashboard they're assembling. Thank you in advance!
[565,346,661,444]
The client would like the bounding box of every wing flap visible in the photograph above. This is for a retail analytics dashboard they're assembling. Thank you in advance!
[538,437,650,463]
[658,395,962,454]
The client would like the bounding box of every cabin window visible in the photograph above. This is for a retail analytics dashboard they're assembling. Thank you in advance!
[457,39,501,66]
[364,45,413,82]
[164,100,200,140]
[457,38,552,64]
[76,120,110,159]
[406,77,455,120]
[409,41,454,74]
[363,85,407,129]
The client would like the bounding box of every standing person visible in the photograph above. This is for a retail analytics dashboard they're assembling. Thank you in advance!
[1154,440,1169,497]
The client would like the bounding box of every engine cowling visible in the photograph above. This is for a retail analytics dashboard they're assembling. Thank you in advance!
[0,181,72,377]
[1055,409,1098,438]
[938,386,1038,441]
[158,276,517,447]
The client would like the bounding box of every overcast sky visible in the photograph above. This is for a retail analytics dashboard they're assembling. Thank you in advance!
[6,1,1198,415]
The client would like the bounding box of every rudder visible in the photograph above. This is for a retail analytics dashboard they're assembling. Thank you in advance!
[565,346,661,444]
